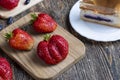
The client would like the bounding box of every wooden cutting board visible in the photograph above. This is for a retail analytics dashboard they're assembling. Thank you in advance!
[0,12,85,80]
[0,0,43,18]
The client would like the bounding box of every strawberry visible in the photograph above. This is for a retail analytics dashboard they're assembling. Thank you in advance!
[5,28,34,50]
[37,34,69,65]
[31,13,57,33]
[0,0,19,10]
[0,57,13,80]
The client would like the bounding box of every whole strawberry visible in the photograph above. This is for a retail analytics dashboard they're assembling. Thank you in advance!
[37,34,69,65]
[5,28,34,50]
[0,0,19,10]
[31,13,57,33]
[0,57,13,80]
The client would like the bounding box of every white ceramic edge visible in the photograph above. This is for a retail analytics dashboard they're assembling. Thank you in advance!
[69,0,120,42]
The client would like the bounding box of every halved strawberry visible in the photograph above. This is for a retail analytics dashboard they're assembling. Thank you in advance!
[37,34,69,64]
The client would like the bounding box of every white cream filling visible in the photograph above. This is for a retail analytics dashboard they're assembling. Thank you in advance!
[80,10,120,25]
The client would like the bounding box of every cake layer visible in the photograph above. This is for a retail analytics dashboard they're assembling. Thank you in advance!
[80,10,120,28]
[80,0,120,15]
[84,14,112,22]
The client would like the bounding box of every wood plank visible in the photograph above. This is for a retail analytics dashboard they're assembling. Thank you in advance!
[75,43,113,80]
[0,12,85,80]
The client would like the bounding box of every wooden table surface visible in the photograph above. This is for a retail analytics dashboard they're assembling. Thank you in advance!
[0,0,120,80]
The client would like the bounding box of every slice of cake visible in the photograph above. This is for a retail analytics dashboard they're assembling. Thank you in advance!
[80,0,120,28]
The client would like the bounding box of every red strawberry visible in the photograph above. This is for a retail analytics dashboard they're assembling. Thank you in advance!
[0,57,13,80]
[5,28,34,50]
[37,34,69,65]
[31,13,57,33]
[0,0,19,10]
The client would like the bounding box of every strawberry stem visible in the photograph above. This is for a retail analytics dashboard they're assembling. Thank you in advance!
[30,13,38,24]
[44,34,51,41]
[5,32,12,40]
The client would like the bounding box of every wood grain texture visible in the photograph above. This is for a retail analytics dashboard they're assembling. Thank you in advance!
[0,0,120,80]
[0,12,85,80]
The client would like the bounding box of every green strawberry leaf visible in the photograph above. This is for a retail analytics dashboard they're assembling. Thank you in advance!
[30,13,38,24]
[44,34,51,41]
[5,32,12,40]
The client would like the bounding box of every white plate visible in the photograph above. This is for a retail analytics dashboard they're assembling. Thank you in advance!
[69,0,120,42]
[0,0,43,19]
